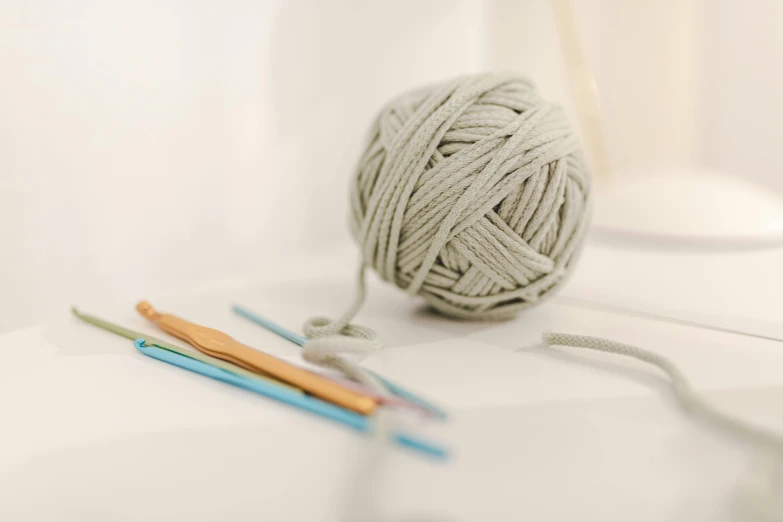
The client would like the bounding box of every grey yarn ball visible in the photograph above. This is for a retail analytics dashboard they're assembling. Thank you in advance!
[350,73,591,320]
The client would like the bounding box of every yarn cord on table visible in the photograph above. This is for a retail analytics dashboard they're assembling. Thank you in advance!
[542,332,783,520]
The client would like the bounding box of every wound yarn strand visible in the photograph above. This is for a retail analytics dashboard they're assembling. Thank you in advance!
[301,264,387,394]
[347,72,591,321]
[542,332,783,520]
[542,332,783,451]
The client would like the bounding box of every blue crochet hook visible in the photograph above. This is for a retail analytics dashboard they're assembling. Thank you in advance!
[232,304,449,420]
[133,339,448,460]
[71,307,447,459]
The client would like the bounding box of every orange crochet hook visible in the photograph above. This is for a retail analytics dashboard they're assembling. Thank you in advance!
[136,301,377,416]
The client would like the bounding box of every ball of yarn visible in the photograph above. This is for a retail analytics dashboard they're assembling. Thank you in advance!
[349,73,591,320]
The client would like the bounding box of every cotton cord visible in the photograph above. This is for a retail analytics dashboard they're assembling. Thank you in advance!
[299,355,447,522]
[341,407,397,522]
[302,264,388,395]
[349,72,591,321]
[542,332,783,452]
[542,332,783,519]
[302,299,420,521]
[301,266,456,521]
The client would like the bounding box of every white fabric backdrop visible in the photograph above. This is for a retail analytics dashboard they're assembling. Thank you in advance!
[2,0,782,332]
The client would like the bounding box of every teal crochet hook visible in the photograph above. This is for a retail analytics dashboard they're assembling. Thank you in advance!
[72,307,447,459]
[232,304,449,420]
[133,339,448,459]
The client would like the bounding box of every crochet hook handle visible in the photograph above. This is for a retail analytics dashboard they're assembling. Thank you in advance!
[137,301,378,416]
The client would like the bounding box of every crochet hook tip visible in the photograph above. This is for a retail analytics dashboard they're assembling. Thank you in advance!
[136,300,159,321]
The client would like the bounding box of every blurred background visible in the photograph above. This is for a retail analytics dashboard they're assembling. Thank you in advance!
[2,0,783,333]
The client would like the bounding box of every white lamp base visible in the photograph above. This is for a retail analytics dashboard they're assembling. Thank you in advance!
[591,168,783,251]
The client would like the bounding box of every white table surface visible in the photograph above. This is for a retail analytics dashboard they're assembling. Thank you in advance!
[2,241,783,521]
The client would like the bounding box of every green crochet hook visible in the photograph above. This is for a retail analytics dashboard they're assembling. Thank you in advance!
[71,307,301,392]
[70,307,448,459]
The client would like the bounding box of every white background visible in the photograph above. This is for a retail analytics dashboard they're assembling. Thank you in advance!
[2,0,783,333]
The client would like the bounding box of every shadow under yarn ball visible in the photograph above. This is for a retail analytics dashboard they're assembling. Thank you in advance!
[350,73,591,320]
